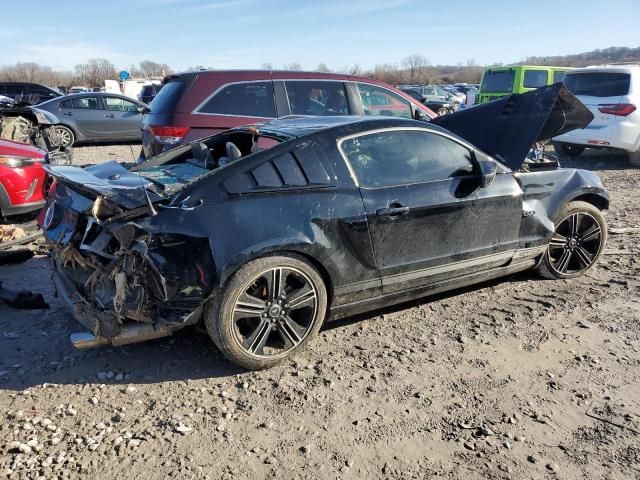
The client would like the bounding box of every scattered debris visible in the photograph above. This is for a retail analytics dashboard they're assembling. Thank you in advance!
[0,280,48,309]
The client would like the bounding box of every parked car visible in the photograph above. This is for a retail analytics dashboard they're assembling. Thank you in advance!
[553,64,640,166]
[37,93,147,147]
[0,82,62,105]
[40,84,608,369]
[401,85,462,104]
[439,85,466,103]
[478,66,572,104]
[138,83,163,104]
[0,139,48,217]
[139,70,436,161]
[68,86,89,94]
[401,88,456,115]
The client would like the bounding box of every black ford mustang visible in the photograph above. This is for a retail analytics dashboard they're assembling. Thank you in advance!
[40,84,609,370]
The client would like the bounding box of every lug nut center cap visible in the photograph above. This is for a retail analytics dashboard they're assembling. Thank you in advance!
[268,305,283,317]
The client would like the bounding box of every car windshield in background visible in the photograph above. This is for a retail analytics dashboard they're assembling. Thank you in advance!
[149,79,184,113]
[564,72,630,97]
[481,70,515,92]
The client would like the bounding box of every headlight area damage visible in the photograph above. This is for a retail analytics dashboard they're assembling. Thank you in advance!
[40,161,216,349]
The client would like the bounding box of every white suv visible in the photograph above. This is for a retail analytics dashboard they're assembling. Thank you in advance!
[553,64,640,166]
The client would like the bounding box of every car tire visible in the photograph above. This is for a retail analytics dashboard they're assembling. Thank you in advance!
[54,125,75,147]
[536,201,607,280]
[628,149,640,167]
[205,254,328,370]
[436,108,448,117]
[553,143,585,158]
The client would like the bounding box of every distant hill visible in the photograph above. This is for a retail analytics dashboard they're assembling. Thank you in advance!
[519,46,640,67]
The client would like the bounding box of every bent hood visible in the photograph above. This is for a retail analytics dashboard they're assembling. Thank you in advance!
[432,83,593,170]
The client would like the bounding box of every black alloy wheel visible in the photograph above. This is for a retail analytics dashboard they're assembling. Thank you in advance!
[205,255,327,370]
[537,201,607,279]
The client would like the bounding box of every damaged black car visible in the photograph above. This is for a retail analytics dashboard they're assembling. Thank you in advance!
[39,84,609,370]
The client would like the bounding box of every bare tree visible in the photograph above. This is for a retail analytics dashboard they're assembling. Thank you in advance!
[282,62,302,71]
[138,60,171,77]
[402,54,430,83]
[73,58,117,87]
[261,62,274,70]
[315,62,331,73]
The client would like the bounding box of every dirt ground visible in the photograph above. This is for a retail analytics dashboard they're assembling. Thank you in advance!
[1,148,639,480]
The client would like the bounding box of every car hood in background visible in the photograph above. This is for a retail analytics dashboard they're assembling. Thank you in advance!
[432,83,593,170]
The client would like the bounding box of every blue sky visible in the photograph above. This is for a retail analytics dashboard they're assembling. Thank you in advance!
[1,0,638,72]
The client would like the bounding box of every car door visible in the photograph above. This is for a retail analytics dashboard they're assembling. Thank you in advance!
[102,96,143,139]
[339,127,523,294]
[58,96,107,140]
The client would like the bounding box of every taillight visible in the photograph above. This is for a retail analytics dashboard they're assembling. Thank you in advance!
[597,103,636,116]
[149,125,190,144]
[0,155,45,167]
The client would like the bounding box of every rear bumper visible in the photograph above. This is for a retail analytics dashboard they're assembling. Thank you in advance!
[553,120,640,153]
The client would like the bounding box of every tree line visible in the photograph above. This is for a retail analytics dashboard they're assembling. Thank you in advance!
[1,46,637,88]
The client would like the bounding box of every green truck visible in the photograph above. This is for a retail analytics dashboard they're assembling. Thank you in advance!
[478,65,572,103]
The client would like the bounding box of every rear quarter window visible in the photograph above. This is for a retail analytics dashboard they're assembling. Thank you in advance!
[198,81,276,118]
[523,70,548,88]
[564,72,630,97]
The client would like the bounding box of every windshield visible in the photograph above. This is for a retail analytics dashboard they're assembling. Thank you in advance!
[481,70,516,93]
[564,72,630,97]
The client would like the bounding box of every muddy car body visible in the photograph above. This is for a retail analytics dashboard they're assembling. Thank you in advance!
[40,84,609,369]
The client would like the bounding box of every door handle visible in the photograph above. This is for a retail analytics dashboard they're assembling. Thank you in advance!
[63,112,73,116]
[376,203,410,218]
[104,114,114,118]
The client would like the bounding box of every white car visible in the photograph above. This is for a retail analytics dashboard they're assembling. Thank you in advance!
[553,64,640,166]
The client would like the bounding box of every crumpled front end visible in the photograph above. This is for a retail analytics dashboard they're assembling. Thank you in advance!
[40,181,214,347]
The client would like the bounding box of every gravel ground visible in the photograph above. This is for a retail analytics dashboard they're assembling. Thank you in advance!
[71,143,141,166]
[1,148,639,479]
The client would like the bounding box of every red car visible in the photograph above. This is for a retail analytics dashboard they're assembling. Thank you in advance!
[0,139,47,217]
[139,70,436,160]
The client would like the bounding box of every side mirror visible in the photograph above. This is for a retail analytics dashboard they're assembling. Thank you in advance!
[137,106,150,114]
[478,159,498,188]
[414,108,428,121]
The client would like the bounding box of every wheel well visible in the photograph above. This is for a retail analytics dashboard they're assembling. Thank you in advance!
[572,193,609,211]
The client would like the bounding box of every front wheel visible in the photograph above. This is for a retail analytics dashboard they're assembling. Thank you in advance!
[554,142,585,158]
[536,201,607,279]
[436,108,448,116]
[205,255,328,370]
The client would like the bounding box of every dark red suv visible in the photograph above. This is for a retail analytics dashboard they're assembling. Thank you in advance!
[139,70,436,160]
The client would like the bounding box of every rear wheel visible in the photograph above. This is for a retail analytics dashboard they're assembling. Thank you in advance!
[536,201,607,279]
[205,255,328,370]
[628,148,640,167]
[54,125,75,147]
[436,108,448,117]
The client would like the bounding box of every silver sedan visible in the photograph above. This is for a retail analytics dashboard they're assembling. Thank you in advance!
[37,93,146,147]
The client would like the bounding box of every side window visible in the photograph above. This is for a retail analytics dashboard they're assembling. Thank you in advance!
[68,97,100,109]
[424,87,436,96]
[523,70,548,88]
[5,84,26,95]
[553,71,566,83]
[199,81,276,118]
[284,81,349,116]
[356,83,412,119]
[103,97,139,112]
[340,130,473,188]
[60,99,72,108]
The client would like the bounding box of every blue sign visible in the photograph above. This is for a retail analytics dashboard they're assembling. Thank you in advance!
[119,70,130,81]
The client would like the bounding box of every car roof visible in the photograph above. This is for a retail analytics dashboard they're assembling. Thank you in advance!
[235,115,450,141]
[567,64,640,74]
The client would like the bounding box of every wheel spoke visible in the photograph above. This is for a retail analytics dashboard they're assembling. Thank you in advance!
[581,224,601,242]
[556,248,573,273]
[276,315,306,348]
[265,268,288,300]
[574,246,594,268]
[286,285,316,309]
[549,233,568,248]
[570,213,582,236]
[243,319,271,355]
[233,291,266,320]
